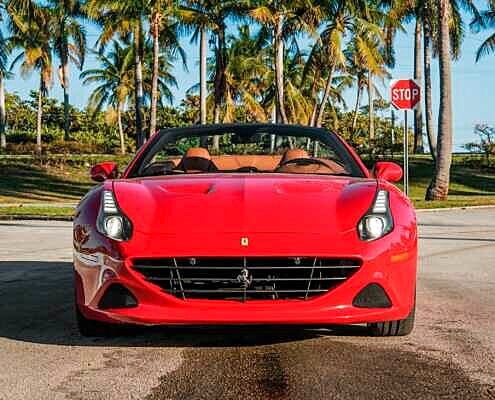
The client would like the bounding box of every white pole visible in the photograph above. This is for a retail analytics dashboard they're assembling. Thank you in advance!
[404,110,409,196]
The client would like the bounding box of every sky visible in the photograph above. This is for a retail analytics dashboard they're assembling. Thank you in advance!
[4,3,495,151]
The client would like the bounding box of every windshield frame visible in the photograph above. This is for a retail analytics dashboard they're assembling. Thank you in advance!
[124,124,367,179]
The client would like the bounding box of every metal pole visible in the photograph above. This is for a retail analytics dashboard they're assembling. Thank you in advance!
[391,109,395,145]
[403,110,409,196]
[391,109,395,158]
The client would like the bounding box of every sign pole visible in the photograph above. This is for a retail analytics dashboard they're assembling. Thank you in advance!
[403,110,409,196]
[390,78,420,197]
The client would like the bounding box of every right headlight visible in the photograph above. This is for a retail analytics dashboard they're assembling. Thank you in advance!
[357,190,394,241]
[96,190,133,241]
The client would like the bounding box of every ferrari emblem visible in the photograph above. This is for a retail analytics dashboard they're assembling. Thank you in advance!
[240,237,249,247]
[236,268,252,288]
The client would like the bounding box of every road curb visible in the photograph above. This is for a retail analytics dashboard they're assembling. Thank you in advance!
[0,215,74,221]
[0,203,77,208]
[415,205,495,213]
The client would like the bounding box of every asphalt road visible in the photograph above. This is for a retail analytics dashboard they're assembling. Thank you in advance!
[0,208,494,400]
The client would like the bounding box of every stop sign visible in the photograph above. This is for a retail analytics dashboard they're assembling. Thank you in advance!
[390,79,421,110]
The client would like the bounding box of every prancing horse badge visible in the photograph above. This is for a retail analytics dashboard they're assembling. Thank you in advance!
[240,237,249,247]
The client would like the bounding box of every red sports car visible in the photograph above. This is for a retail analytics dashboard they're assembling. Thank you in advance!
[73,124,417,336]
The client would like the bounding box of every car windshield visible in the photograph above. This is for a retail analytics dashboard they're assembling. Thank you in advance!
[128,125,364,178]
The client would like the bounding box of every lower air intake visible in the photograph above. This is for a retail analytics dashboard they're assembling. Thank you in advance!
[98,284,138,309]
[352,283,392,308]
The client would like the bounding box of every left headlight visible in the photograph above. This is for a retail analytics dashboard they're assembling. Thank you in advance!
[357,190,393,241]
[96,190,133,241]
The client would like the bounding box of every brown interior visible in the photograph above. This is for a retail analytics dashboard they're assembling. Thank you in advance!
[166,155,346,174]
[146,148,347,176]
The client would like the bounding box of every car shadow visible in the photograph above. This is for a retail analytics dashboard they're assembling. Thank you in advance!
[0,261,368,348]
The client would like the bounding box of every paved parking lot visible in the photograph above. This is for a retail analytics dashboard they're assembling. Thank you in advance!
[0,208,494,399]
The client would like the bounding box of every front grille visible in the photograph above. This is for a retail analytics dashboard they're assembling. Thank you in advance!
[132,257,361,301]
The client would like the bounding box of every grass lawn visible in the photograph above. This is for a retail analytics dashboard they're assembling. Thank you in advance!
[0,206,75,218]
[0,161,94,204]
[1,155,494,217]
[397,157,495,209]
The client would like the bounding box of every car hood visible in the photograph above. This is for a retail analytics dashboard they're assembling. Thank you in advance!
[113,174,377,235]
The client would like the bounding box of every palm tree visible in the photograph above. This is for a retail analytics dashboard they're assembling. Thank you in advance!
[348,19,387,142]
[86,0,147,147]
[80,42,133,153]
[422,0,437,160]
[45,0,87,141]
[182,0,243,150]
[345,49,375,135]
[415,0,479,161]
[81,38,180,152]
[141,36,181,106]
[308,0,366,128]
[250,0,321,124]
[0,3,9,150]
[471,1,495,62]
[382,0,429,153]
[181,1,210,126]
[425,0,479,200]
[413,17,424,153]
[149,0,185,137]
[223,25,270,122]
[426,0,452,200]
[9,6,52,155]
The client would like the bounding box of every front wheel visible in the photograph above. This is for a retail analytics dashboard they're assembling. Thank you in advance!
[367,303,415,337]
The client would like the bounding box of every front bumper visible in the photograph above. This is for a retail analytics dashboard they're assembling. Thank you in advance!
[74,238,417,326]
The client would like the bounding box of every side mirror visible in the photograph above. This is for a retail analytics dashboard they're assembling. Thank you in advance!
[90,162,119,182]
[373,162,403,183]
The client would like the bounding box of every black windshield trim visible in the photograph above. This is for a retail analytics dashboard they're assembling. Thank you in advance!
[126,124,365,178]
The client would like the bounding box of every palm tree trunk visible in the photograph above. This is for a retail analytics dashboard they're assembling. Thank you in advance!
[212,26,227,150]
[368,70,374,144]
[314,64,335,128]
[149,12,161,138]
[36,77,43,156]
[423,20,437,161]
[0,74,6,150]
[352,82,362,133]
[426,0,453,201]
[134,22,145,148]
[308,69,320,126]
[200,27,207,125]
[62,68,70,141]
[413,19,424,153]
[118,104,125,154]
[61,25,70,142]
[274,18,288,124]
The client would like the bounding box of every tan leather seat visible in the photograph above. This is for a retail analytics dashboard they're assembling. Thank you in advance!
[178,147,217,173]
[277,148,326,174]
[280,149,310,164]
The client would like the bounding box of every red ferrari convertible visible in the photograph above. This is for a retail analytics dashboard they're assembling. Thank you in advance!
[73,124,417,336]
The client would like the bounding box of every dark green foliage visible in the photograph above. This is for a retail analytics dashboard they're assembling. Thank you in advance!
[2,91,198,154]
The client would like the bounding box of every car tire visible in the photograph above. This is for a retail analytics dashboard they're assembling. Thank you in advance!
[367,303,415,337]
[75,305,114,337]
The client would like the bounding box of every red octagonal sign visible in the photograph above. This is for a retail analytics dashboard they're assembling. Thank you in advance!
[390,79,421,110]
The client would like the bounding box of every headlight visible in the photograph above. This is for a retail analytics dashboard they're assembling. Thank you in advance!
[97,190,133,241]
[358,190,393,241]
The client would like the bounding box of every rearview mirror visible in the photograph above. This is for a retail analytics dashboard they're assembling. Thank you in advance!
[90,162,119,182]
[373,162,403,183]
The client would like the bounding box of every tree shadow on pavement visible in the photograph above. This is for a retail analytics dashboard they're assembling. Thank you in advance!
[0,261,367,348]
[0,164,92,203]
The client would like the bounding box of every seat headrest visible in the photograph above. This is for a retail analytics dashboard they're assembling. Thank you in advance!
[280,149,309,164]
[180,147,215,173]
[184,147,211,160]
